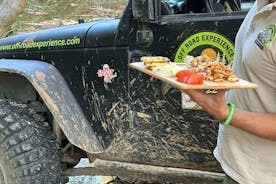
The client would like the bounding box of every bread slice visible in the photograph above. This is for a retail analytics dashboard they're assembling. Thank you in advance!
[140,56,170,70]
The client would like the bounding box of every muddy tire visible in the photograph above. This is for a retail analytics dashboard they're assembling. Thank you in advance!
[0,99,66,184]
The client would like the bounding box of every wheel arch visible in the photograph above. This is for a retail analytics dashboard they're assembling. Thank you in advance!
[0,59,104,153]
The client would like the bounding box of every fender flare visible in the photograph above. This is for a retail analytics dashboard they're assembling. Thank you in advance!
[0,59,104,153]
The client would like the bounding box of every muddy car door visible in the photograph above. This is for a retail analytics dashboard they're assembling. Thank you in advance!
[126,0,254,174]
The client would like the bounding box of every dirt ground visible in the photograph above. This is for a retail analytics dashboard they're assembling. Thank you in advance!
[12,0,127,35]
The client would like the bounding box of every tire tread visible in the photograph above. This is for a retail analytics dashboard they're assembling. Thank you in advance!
[0,99,65,184]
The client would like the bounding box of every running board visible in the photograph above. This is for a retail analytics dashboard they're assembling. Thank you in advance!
[63,159,225,183]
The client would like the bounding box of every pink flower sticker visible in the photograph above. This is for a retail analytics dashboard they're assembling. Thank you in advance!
[97,64,117,83]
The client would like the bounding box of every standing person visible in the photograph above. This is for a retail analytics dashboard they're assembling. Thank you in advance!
[183,0,276,183]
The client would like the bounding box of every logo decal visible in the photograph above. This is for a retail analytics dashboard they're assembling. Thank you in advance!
[97,64,117,83]
[0,37,81,51]
[255,25,276,50]
[174,32,235,65]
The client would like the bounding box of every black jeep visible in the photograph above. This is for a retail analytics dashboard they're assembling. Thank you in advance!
[0,0,253,183]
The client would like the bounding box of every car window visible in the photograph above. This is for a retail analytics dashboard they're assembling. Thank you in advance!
[161,0,209,14]
[161,0,255,15]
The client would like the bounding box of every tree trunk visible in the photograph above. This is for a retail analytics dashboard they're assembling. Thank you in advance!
[0,0,27,37]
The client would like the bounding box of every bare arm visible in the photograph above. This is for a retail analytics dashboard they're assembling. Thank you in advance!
[184,89,276,141]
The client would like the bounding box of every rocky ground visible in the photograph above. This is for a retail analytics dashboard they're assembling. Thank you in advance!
[11,0,126,35]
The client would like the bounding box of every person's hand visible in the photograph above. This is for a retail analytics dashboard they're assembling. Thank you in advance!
[182,89,229,121]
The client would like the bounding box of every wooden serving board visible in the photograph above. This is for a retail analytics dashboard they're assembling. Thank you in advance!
[129,62,258,90]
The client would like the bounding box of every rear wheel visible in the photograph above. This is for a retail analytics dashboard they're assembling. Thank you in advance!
[0,99,66,184]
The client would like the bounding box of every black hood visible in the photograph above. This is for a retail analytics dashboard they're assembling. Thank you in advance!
[0,19,120,53]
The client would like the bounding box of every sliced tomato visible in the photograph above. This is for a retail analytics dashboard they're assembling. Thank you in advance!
[186,73,204,84]
[175,70,196,83]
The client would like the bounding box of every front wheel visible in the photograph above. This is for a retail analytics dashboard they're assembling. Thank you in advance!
[0,99,66,184]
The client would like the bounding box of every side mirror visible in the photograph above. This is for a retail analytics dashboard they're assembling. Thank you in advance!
[132,0,155,22]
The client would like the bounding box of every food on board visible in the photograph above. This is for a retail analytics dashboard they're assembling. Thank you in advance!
[189,55,239,82]
[140,56,170,70]
[175,70,204,84]
[153,63,182,76]
[186,73,204,84]
[175,70,196,83]
[140,54,239,84]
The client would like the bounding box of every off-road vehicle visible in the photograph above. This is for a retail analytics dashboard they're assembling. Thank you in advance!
[0,0,253,183]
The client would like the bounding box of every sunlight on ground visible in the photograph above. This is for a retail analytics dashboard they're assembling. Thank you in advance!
[68,176,114,184]
[67,158,115,184]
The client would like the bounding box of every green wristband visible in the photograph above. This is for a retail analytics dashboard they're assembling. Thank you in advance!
[220,103,235,126]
